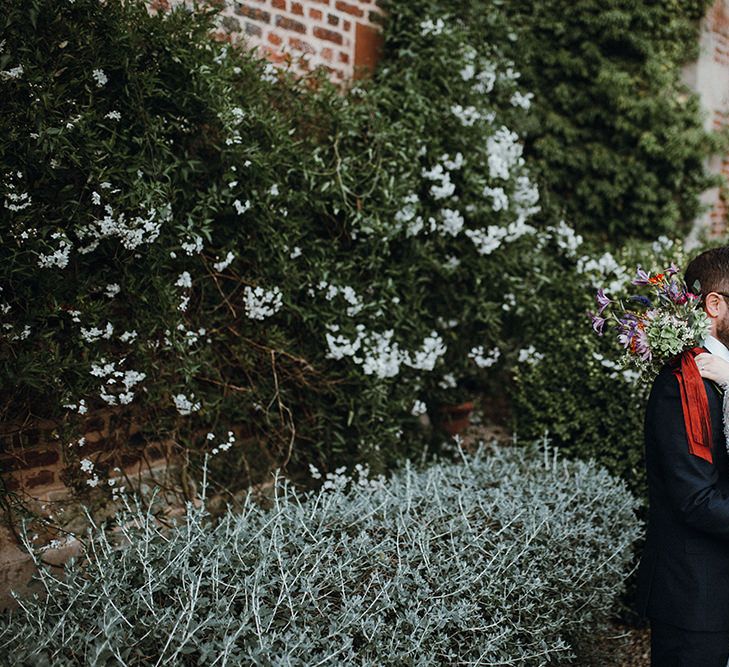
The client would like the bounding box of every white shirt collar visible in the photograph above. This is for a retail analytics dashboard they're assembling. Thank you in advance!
[702,333,729,363]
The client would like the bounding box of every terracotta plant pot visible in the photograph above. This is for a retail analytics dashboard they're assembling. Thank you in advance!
[437,400,475,436]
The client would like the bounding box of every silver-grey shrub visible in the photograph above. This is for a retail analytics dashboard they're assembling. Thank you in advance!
[0,443,641,666]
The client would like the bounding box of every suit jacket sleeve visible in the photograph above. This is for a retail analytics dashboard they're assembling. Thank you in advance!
[651,369,729,536]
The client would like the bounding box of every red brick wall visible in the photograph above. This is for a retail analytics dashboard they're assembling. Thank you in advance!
[707,3,729,236]
[220,0,385,83]
[683,0,729,238]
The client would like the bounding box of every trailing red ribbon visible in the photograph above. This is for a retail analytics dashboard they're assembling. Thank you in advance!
[670,346,713,464]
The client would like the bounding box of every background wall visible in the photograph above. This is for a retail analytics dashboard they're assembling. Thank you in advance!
[218,0,385,82]
[684,0,729,241]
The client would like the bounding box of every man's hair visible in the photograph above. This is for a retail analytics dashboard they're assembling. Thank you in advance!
[684,246,729,298]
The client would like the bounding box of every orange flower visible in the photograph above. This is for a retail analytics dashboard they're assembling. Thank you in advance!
[648,273,665,284]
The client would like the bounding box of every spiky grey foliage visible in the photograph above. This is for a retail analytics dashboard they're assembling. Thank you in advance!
[0,443,641,666]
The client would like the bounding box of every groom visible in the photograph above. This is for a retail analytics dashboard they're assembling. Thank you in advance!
[635,246,729,666]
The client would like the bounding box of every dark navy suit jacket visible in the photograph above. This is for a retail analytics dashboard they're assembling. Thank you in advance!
[635,356,729,631]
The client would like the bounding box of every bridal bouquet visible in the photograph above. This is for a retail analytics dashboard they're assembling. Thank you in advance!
[590,263,711,376]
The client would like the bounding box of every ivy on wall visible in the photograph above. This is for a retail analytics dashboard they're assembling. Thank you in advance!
[501,0,723,241]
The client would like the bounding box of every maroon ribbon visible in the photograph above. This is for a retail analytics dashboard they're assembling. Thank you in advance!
[670,346,713,464]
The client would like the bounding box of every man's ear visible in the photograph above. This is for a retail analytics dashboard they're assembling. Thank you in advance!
[705,292,723,318]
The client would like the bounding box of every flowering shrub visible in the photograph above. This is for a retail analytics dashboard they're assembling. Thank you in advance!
[372,0,724,500]
[0,0,556,523]
[0,443,641,665]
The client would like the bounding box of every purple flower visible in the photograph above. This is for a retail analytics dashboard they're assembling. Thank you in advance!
[635,328,652,361]
[663,280,687,305]
[589,311,607,335]
[665,262,680,277]
[616,313,650,360]
[617,314,638,347]
[631,267,651,286]
[596,288,612,315]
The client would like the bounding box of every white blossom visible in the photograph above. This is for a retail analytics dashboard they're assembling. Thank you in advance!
[451,104,484,127]
[261,62,279,83]
[460,63,476,81]
[420,17,445,36]
[517,345,544,365]
[234,199,251,215]
[444,254,460,271]
[316,281,363,316]
[487,126,524,180]
[548,219,583,257]
[81,322,114,343]
[0,65,24,80]
[4,178,32,211]
[472,64,497,94]
[512,175,541,218]
[422,163,457,201]
[173,392,201,415]
[395,193,418,225]
[76,201,168,252]
[92,68,108,87]
[119,330,138,343]
[403,331,447,371]
[576,251,631,293]
[243,285,283,320]
[438,373,457,389]
[105,283,120,298]
[441,152,464,170]
[325,325,446,379]
[510,91,534,109]
[181,234,203,255]
[62,399,88,415]
[37,232,72,269]
[652,235,675,254]
[469,345,501,368]
[483,186,509,212]
[438,208,464,236]
[175,271,192,289]
[210,430,236,455]
[325,327,362,360]
[213,251,236,271]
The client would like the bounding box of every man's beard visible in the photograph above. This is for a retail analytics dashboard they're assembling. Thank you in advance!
[716,312,729,350]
